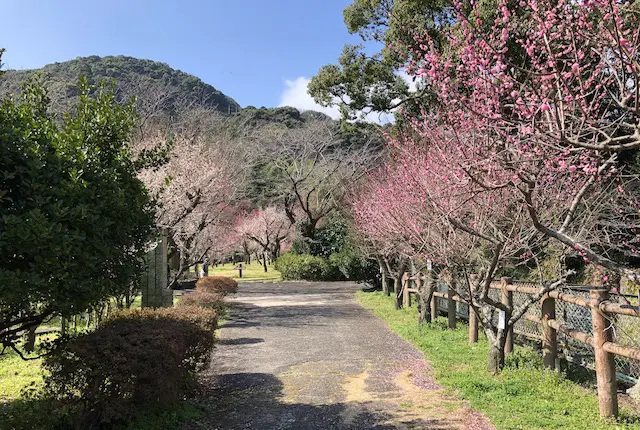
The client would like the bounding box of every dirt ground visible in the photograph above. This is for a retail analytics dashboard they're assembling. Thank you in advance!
[189,281,496,430]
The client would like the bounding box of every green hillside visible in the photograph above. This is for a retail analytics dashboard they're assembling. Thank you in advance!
[0,55,240,114]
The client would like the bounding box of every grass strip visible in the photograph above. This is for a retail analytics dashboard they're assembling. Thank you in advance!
[357,291,640,430]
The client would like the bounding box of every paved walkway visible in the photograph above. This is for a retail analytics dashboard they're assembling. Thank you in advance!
[192,281,495,430]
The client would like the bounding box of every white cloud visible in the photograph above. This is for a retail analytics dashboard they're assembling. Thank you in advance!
[279,77,341,119]
[396,70,419,93]
[278,76,393,124]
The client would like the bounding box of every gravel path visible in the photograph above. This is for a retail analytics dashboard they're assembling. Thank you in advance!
[191,281,495,430]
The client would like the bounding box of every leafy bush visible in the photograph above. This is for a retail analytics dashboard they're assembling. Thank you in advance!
[328,247,377,283]
[277,248,376,282]
[41,308,215,428]
[177,291,227,315]
[195,276,238,295]
[290,214,349,258]
[275,253,342,281]
[309,215,348,257]
[0,77,156,351]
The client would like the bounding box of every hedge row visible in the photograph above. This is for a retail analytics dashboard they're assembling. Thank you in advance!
[275,252,377,282]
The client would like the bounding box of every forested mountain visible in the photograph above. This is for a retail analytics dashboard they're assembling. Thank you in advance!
[0,55,241,114]
[0,55,387,140]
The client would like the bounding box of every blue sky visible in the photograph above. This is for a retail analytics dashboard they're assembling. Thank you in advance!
[1,0,366,115]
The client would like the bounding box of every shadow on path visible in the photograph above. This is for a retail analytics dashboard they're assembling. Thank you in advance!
[193,372,456,430]
[216,337,264,346]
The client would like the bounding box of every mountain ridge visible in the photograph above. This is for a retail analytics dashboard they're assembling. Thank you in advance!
[0,55,241,114]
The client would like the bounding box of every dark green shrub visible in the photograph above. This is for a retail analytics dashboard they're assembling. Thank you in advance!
[290,214,349,258]
[277,247,376,282]
[309,215,348,257]
[328,248,378,282]
[195,276,238,295]
[275,253,344,281]
[42,308,215,428]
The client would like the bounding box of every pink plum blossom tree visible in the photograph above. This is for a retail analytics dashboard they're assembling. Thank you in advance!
[236,207,291,272]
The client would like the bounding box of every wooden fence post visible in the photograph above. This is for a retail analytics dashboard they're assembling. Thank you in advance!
[469,309,479,343]
[448,278,457,329]
[407,260,416,308]
[418,275,431,324]
[431,290,438,321]
[590,288,618,418]
[541,294,557,370]
[502,277,513,355]
[468,275,478,343]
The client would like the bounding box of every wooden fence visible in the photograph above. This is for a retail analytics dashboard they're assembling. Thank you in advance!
[397,273,640,418]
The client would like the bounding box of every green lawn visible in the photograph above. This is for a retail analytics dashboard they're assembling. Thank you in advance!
[209,260,281,282]
[357,291,640,430]
[0,351,42,403]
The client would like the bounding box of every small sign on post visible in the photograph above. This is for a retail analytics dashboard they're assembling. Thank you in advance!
[498,310,506,329]
[234,263,243,278]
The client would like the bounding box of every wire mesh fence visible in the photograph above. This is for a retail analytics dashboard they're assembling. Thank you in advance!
[427,279,640,383]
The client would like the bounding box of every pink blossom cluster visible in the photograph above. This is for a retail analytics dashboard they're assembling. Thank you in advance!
[353,0,640,283]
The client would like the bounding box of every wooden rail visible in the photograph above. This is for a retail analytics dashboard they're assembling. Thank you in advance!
[398,272,640,418]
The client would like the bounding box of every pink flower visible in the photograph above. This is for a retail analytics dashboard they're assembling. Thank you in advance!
[540,103,550,112]
[568,165,577,172]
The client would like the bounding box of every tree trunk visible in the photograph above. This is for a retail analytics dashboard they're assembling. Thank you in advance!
[487,331,507,374]
[382,270,388,296]
[418,272,436,325]
[392,258,408,309]
[382,258,391,296]
[393,276,402,310]
[300,217,319,240]
[263,252,268,272]
[24,325,37,353]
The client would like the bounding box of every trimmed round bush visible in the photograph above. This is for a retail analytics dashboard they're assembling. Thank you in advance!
[195,276,238,295]
[111,306,219,331]
[178,291,227,315]
[42,308,216,427]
